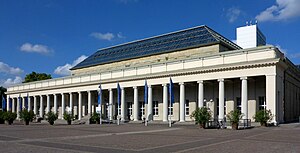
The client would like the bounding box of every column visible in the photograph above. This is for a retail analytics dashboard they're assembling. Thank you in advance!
[17,97,20,119]
[266,75,277,124]
[22,97,25,109]
[133,86,139,121]
[121,87,125,121]
[6,97,10,111]
[46,95,50,114]
[147,85,153,121]
[163,84,168,122]
[40,95,44,117]
[33,96,37,115]
[78,92,82,120]
[54,94,57,114]
[108,89,113,121]
[12,98,16,113]
[218,79,225,121]
[198,80,204,108]
[28,96,31,111]
[179,82,185,122]
[88,91,91,116]
[241,77,248,119]
[69,93,73,114]
[61,93,65,119]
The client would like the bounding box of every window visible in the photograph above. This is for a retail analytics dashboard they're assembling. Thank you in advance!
[153,101,159,116]
[140,102,145,117]
[127,102,133,116]
[258,96,266,110]
[236,97,241,111]
[185,99,189,116]
[168,100,173,116]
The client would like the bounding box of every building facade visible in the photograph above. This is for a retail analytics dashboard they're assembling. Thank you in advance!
[5,25,300,124]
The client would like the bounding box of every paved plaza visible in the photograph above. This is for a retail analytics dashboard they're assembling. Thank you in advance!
[0,123,300,153]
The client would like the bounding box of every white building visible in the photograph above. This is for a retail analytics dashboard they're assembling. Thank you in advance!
[5,25,300,124]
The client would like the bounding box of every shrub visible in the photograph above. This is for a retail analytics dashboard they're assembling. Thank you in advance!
[226,110,243,130]
[90,113,100,124]
[19,109,35,125]
[190,107,212,128]
[63,113,74,125]
[45,112,58,125]
[3,111,17,125]
[253,109,273,126]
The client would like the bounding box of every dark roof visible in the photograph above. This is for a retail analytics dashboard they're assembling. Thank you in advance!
[71,25,241,70]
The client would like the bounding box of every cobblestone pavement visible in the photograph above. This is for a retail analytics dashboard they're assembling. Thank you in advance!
[0,123,300,153]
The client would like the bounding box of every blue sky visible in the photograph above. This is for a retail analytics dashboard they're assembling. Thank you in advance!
[1,0,300,87]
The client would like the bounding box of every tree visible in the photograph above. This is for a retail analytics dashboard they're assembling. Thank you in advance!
[23,72,52,83]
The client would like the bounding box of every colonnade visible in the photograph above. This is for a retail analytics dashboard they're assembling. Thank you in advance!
[7,77,250,122]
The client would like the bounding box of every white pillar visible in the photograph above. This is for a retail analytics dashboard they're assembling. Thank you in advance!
[179,82,185,122]
[69,93,73,115]
[147,85,153,121]
[46,95,50,114]
[12,98,16,113]
[266,75,277,124]
[33,96,37,114]
[78,92,82,120]
[39,95,44,117]
[218,79,225,121]
[198,80,204,108]
[163,84,168,122]
[54,94,57,114]
[61,93,65,119]
[28,96,31,111]
[133,86,139,121]
[121,87,125,121]
[22,97,25,109]
[88,91,91,116]
[241,77,248,119]
[109,89,113,121]
[17,98,20,119]
[6,97,10,111]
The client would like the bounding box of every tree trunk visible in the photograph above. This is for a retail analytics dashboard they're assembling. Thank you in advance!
[232,123,238,130]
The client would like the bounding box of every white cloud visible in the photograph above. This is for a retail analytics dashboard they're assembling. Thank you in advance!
[0,62,24,75]
[54,55,88,76]
[226,7,241,23]
[117,32,125,39]
[20,43,53,54]
[256,0,300,22]
[90,32,115,41]
[0,76,23,87]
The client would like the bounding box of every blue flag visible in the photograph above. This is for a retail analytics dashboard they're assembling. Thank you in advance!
[98,84,102,106]
[25,94,29,110]
[169,78,174,106]
[144,80,148,104]
[2,96,6,111]
[18,95,22,111]
[117,83,121,106]
[9,97,12,111]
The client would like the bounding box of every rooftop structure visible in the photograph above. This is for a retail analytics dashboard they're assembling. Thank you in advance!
[236,24,266,49]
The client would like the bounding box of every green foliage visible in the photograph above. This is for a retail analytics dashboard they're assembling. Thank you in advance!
[253,109,273,126]
[23,71,52,83]
[90,113,100,124]
[63,113,74,122]
[190,107,212,128]
[45,112,58,125]
[3,111,17,124]
[0,111,5,124]
[226,110,243,124]
[19,109,35,124]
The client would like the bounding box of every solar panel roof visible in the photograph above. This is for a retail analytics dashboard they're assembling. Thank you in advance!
[71,25,241,70]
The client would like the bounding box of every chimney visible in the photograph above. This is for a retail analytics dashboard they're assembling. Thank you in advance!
[236,23,266,49]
